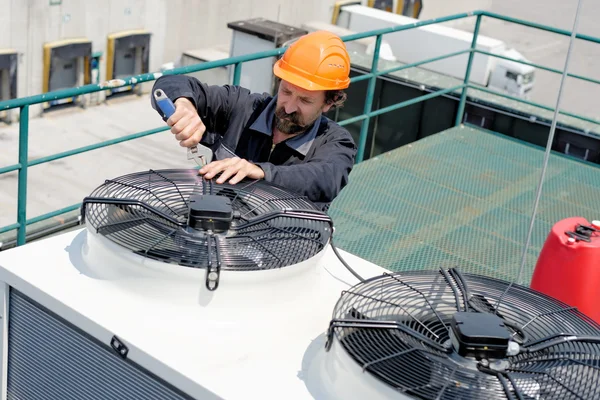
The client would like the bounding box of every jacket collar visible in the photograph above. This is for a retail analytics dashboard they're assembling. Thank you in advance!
[249,95,320,157]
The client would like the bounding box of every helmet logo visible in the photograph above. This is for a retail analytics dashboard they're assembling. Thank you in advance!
[328,63,345,69]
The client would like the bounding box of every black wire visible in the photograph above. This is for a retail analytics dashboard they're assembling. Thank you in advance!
[330,237,365,283]
[523,334,600,353]
[440,268,465,312]
[449,268,470,312]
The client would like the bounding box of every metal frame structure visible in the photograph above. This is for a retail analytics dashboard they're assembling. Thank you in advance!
[1,10,600,247]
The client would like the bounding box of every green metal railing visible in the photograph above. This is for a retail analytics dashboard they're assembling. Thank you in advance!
[2,10,600,247]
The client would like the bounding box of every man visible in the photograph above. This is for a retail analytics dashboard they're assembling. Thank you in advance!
[151,30,356,212]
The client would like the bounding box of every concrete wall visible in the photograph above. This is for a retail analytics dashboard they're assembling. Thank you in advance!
[0,0,342,119]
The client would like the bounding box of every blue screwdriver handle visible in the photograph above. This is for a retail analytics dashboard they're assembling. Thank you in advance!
[154,89,176,118]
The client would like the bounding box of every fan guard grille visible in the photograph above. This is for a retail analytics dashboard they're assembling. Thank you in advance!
[326,268,600,400]
[81,169,332,274]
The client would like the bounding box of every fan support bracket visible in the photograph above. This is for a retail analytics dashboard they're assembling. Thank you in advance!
[205,233,221,291]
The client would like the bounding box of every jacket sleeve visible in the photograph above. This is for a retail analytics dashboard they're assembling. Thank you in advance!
[150,74,258,134]
[255,130,357,204]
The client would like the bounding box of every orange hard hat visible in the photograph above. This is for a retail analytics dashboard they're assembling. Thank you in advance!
[273,30,351,91]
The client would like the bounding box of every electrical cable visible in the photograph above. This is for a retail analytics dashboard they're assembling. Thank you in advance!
[330,236,366,283]
[495,0,584,313]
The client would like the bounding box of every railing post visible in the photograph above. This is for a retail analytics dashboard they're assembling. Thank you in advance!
[16,105,29,246]
[233,62,242,86]
[356,34,382,164]
[455,14,482,126]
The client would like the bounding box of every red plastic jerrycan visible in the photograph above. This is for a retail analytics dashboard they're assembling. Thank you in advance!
[530,217,600,324]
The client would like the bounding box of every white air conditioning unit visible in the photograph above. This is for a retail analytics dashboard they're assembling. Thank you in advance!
[227,18,307,95]
[0,168,598,399]
[180,45,231,86]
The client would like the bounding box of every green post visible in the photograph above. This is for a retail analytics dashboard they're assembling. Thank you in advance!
[455,15,482,126]
[356,34,382,164]
[233,62,242,85]
[16,105,29,246]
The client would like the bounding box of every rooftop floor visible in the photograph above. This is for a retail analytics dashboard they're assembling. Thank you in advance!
[328,124,600,284]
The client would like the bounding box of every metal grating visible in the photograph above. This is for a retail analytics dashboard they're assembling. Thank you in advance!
[7,289,195,400]
[329,125,600,284]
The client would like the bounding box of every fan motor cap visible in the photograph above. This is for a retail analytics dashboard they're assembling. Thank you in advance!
[188,194,233,232]
[450,312,511,359]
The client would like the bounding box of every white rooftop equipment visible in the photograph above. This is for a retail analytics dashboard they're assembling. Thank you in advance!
[334,4,536,98]
[227,18,307,95]
[180,45,231,86]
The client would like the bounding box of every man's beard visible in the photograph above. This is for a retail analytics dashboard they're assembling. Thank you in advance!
[274,107,308,135]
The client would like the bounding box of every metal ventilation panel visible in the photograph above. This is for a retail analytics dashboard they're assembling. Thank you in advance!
[81,169,332,283]
[6,288,193,400]
[325,268,600,400]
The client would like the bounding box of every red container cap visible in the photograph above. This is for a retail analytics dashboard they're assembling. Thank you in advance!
[530,217,600,324]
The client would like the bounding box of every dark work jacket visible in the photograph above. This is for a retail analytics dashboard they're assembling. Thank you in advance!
[150,75,357,212]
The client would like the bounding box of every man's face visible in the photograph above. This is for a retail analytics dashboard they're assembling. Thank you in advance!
[274,80,333,135]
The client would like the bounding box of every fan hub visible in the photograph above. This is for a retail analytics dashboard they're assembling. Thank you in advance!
[450,312,511,360]
[188,194,233,233]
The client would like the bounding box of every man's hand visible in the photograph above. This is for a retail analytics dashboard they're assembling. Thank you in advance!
[167,97,206,147]
[199,157,265,184]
